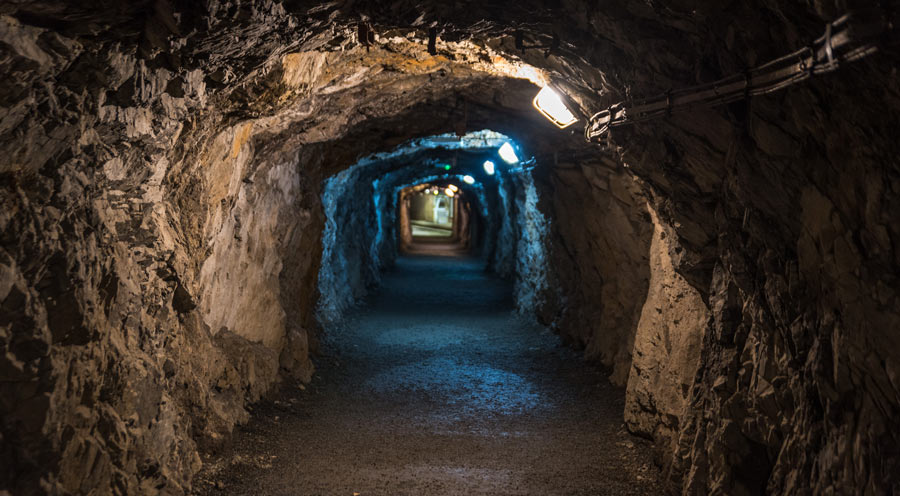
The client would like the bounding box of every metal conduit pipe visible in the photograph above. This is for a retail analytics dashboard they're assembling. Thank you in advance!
[585,5,898,143]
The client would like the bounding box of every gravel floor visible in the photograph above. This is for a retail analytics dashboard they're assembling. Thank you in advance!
[193,255,662,495]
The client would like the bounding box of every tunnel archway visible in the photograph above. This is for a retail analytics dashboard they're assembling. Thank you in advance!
[315,129,556,324]
[1,2,898,495]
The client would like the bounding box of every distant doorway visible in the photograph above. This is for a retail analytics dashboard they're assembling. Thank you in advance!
[409,187,456,238]
[398,182,477,257]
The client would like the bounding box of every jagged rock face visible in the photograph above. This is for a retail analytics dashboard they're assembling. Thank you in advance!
[0,3,564,493]
[316,145,513,324]
[624,204,707,476]
[1,1,899,495]
[538,158,655,384]
[620,65,900,493]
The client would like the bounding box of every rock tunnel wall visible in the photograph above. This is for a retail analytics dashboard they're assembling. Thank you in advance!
[0,6,552,493]
[318,164,380,323]
[624,203,707,478]
[535,155,709,484]
[584,5,900,490]
[316,145,540,324]
[537,158,656,385]
[619,62,900,493]
[1,1,899,495]
[500,170,551,316]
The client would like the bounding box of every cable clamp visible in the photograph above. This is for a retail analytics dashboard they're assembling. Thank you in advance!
[824,22,836,67]
[587,107,613,142]
[804,45,816,75]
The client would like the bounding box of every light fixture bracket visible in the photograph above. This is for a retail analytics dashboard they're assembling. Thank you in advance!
[515,31,560,58]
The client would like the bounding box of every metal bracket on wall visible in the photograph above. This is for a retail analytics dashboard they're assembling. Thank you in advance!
[515,30,560,58]
[428,27,438,55]
[358,23,375,50]
[584,6,897,143]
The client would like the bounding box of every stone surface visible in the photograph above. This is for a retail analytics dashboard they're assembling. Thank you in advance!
[539,160,654,385]
[1,1,898,495]
[625,204,707,474]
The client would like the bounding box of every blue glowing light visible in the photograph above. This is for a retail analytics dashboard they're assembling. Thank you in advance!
[498,142,519,164]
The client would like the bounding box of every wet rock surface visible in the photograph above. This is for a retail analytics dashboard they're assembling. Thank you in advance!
[194,255,660,495]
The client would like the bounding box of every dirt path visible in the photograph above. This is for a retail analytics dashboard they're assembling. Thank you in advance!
[194,255,661,495]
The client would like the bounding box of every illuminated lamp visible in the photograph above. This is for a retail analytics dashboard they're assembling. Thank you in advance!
[533,85,578,129]
[444,188,455,197]
[483,160,495,175]
[462,175,475,184]
[498,142,518,164]
[447,184,459,192]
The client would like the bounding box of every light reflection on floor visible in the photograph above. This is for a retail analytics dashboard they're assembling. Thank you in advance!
[366,356,542,417]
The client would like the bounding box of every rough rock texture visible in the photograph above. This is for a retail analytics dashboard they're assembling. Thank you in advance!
[538,157,654,384]
[316,142,516,323]
[0,4,566,493]
[2,0,899,495]
[606,16,900,491]
[624,70,900,494]
[625,204,707,473]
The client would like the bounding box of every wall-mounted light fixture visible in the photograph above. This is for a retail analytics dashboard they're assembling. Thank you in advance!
[498,143,519,164]
[444,188,455,197]
[483,160,495,175]
[533,86,578,129]
[447,184,459,193]
[462,175,475,184]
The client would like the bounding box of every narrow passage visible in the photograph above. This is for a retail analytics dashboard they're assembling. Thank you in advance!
[197,255,661,495]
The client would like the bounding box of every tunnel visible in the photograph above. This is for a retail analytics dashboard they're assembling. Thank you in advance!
[1,1,899,494]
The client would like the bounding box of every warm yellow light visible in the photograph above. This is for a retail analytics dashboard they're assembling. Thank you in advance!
[463,175,475,184]
[444,188,455,197]
[533,86,578,129]
[447,184,459,192]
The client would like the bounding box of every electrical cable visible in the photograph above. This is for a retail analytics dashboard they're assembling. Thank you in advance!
[584,7,896,143]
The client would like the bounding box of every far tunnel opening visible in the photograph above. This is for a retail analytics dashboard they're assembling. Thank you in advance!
[288,121,670,495]
[315,130,552,325]
[406,186,458,240]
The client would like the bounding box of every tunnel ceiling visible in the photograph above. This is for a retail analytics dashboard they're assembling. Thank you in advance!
[0,0,712,181]
[4,0,820,187]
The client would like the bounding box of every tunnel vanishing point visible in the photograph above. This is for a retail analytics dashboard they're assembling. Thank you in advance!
[1,1,900,495]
